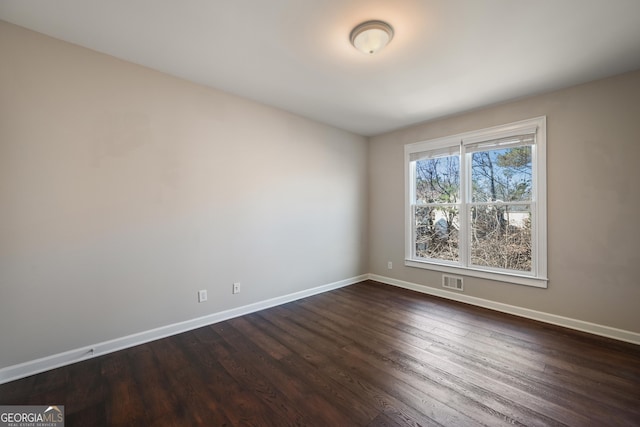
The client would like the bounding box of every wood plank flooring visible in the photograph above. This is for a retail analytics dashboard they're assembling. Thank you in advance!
[1,280,639,426]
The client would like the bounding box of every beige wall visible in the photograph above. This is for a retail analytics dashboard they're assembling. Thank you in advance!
[0,21,368,368]
[369,70,640,333]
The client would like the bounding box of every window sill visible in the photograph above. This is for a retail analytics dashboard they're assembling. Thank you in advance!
[404,259,548,288]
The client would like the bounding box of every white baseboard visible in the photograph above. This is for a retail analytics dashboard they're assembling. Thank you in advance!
[0,274,367,385]
[368,274,640,346]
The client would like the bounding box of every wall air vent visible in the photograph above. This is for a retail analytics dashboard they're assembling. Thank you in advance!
[442,274,463,291]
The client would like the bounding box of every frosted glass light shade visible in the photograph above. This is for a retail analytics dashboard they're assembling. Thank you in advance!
[350,20,394,55]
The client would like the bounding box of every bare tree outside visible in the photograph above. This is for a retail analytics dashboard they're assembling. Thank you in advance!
[414,155,459,261]
[470,145,532,272]
[413,144,533,272]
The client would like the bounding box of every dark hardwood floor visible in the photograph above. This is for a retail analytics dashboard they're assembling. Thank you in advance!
[1,280,639,426]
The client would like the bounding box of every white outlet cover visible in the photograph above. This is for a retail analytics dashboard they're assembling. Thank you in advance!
[198,290,208,302]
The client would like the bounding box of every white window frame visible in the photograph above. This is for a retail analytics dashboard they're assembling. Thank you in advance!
[404,116,548,288]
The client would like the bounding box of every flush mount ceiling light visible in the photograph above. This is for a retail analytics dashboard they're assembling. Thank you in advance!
[350,20,394,55]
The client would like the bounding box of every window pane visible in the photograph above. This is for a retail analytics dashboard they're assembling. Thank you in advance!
[470,205,531,272]
[471,146,532,202]
[414,155,459,204]
[415,206,459,262]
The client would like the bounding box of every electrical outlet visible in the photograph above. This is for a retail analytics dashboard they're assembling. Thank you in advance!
[233,282,241,294]
[198,289,208,303]
[387,261,393,269]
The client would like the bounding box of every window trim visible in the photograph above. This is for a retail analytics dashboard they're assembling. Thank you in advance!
[404,116,548,288]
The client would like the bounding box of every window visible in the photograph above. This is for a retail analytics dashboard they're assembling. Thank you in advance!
[405,117,547,287]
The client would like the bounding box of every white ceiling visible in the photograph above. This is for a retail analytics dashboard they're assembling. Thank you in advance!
[2,0,640,136]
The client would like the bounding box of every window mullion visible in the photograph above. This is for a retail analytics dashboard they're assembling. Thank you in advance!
[460,142,469,267]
